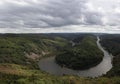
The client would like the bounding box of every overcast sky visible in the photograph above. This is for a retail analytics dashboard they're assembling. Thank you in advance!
[0,0,120,33]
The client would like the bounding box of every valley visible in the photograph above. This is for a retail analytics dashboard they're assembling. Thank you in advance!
[0,33,120,84]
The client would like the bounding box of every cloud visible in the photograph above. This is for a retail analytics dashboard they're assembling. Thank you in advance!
[0,0,85,28]
[0,0,119,33]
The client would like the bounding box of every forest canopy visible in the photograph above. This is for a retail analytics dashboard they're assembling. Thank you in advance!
[55,36,104,70]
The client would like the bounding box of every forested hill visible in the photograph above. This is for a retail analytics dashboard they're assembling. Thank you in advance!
[0,34,69,69]
[100,34,120,76]
[56,36,103,70]
[0,34,120,84]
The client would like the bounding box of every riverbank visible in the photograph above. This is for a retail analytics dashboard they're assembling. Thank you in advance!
[39,36,113,77]
[0,34,119,84]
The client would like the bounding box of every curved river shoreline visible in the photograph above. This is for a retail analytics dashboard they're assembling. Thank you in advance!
[38,37,113,77]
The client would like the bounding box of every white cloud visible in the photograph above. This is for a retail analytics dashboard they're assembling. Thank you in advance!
[0,0,119,33]
[115,7,120,14]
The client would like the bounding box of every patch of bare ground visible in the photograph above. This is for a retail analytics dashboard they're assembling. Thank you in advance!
[26,52,41,60]
[25,51,50,60]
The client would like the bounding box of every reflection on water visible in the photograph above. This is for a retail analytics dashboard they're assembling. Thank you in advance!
[38,37,113,77]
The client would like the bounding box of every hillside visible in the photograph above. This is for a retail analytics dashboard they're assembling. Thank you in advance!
[0,34,69,69]
[0,34,120,84]
[0,63,120,84]
[55,36,103,70]
[100,34,120,76]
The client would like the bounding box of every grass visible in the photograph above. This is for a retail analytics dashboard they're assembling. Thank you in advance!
[0,34,120,84]
[0,63,120,84]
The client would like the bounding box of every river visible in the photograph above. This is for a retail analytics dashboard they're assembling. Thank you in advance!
[38,37,113,77]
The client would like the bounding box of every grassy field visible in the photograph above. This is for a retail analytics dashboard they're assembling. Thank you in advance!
[0,64,120,84]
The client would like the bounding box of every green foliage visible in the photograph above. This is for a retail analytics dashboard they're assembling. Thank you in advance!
[0,34,69,69]
[56,36,103,70]
[0,34,120,84]
[101,34,120,77]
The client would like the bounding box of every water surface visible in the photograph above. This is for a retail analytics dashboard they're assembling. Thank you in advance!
[38,37,113,77]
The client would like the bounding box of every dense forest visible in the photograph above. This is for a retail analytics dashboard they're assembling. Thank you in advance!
[55,36,103,70]
[0,34,120,84]
[100,34,120,76]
